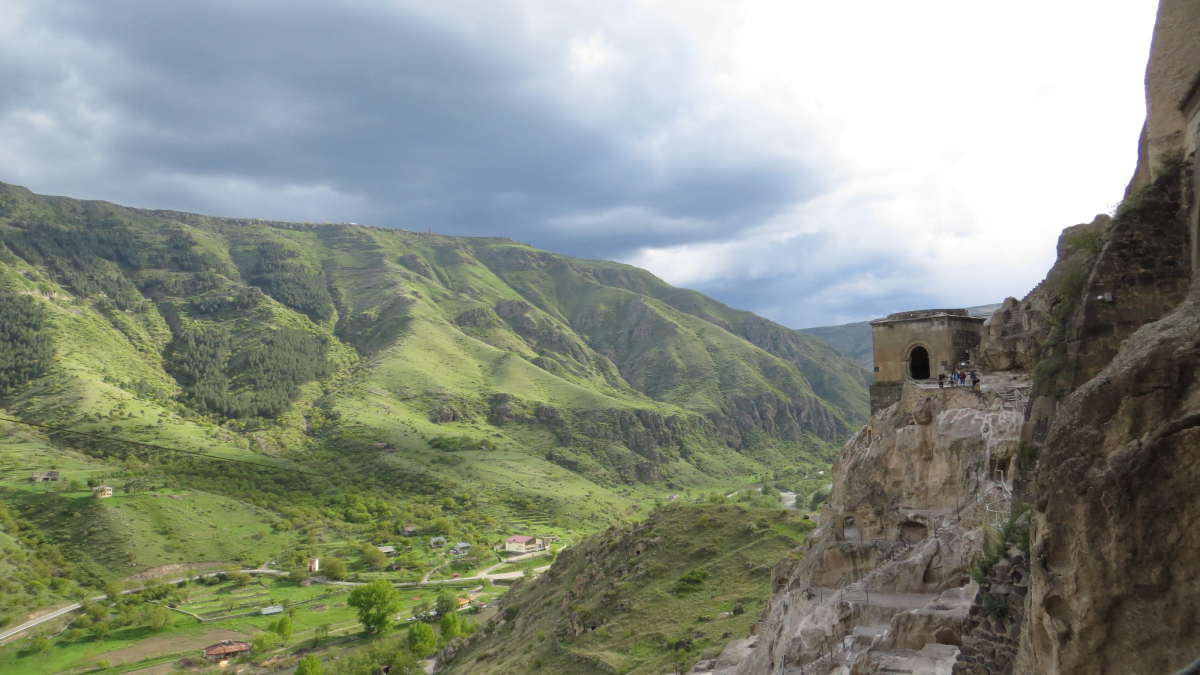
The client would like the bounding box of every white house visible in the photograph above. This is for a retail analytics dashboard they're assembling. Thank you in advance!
[504,535,544,553]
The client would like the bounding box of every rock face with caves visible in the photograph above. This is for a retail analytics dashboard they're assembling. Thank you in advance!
[698,377,1028,675]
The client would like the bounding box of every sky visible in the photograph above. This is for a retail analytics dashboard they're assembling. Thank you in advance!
[0,0,1159,327]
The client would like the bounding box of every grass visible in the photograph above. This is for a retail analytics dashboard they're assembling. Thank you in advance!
[0,435,295,578]
[445,503,816,675]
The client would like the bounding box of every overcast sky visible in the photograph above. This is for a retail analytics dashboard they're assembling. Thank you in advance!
[0,0,1158,327]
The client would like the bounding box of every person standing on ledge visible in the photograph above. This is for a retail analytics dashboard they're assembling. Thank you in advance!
[938,373,945,388]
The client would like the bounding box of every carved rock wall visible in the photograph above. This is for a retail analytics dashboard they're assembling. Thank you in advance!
[1015,279,1200,675]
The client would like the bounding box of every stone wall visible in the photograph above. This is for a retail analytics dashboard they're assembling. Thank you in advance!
[870,311,985,383]
[868,380,902,415]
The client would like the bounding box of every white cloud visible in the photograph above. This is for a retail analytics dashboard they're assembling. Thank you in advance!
[0,0,1161,328]
[625,0,1158,325]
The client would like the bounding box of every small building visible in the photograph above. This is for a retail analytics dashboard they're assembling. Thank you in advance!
[504,535,543,553]
[308,558,320,572]
[372,442,388,448]
[261,605,285,615]
[377,545,396,556]
[453,542,472,555]
[400,525,419,537]
[429,536,447,548]
[30,470,60,483]
[868,308,987,413]
[202,640,252,661]
[92,485,113,499]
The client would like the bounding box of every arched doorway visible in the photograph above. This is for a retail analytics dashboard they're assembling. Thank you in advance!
[909,346,930,379]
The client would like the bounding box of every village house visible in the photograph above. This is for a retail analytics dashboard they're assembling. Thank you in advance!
[308,558,320,572]
[429,536,447,548]
[400,525,419,537]
[92,485,113,499]
[30,470,59,483]
[202,640,252,661]
[504,535,544,553]
[453,542,472,555]
[377,545,396,556]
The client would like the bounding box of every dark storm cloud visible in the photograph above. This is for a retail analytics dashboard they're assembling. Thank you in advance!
[0,0,827,261]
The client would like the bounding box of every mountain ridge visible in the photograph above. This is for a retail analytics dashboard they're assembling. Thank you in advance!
[0,181,866,601]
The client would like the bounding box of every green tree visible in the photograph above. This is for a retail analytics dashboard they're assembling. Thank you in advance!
[407,622,437,658]
[0,294,54,395]
[435,590,457,616]
[347,579,400,634]
[28,636,50,653]
[322,557,347,580]
[252,631,277,654]
[143,604,173,630]
[89,621,110,640]
[362,545,388,572]
[227,570,252,587]
[389,650,424,675]
[439,612,460,640]
[312,622,332,648]
[296,654,323,675]
[270,615,294,645]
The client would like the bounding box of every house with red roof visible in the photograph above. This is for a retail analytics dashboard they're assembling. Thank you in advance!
[202,640,252,661]
[504,535,544,553]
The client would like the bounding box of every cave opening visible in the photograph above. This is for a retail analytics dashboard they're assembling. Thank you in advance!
[909,346,930,380]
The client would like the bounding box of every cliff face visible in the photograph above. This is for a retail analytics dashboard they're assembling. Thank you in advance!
[1016,279,1200,675]
[702,378,1027,675]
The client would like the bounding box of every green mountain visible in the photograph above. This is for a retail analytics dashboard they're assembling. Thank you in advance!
[0,181,865,622]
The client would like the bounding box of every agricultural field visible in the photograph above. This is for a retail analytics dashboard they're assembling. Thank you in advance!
[0,575,503,675]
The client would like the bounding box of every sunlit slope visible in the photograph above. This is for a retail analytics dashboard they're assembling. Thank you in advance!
[0,181,865,501]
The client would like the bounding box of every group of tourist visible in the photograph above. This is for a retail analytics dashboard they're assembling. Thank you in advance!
[938,369,979,388]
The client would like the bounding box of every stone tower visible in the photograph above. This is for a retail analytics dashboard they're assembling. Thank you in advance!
[867,309,985,413]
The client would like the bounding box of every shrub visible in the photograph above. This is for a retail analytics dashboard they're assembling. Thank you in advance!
[672,569,707,595]
[322,557,347,580]
[296,654,324,675]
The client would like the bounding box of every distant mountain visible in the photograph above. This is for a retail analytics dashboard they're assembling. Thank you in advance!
[0,181,867,558]
[800,304,1001,379]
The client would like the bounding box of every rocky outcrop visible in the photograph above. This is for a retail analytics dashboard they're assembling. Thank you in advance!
[956,548,1030,675]
[713,379,1024,675]
[830,383,1024,541]
[1015,278,1200,675]
[977,216,1107,374]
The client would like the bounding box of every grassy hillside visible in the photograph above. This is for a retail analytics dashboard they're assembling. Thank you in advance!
[0,182,862,633]
[444,502,815,675]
